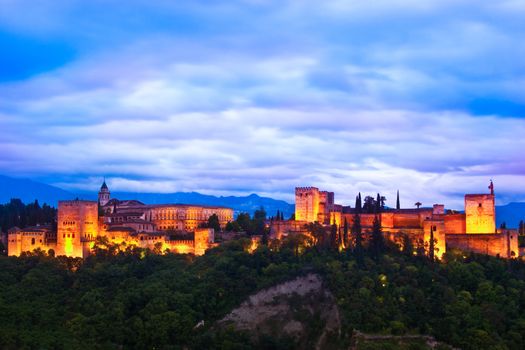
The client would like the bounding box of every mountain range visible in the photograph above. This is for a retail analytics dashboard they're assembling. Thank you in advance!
[0,175,294,218]
[0,175,523,227]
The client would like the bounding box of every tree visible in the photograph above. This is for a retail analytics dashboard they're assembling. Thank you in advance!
[305,222,327,248]
[429,226,435,262]
[396,190,400,210]
[520,220,524,235]
[363,196,376,214]
[330,224,338,250]
[415,202,422,209]
[500,222,507,229]
[276,210,281,221]
[343,218,349,249]
[355,193,362,214]
[352,214,363,258]
[236,213,251,232]
[370,215,384,257]
[375,193,381,213]
[207,214,221,232]
[225,221,242,232]
[402,233,413,256]
[280,212,284,221]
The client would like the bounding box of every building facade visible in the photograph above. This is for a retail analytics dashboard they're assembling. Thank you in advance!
[7,182,232,258]
[271,182,518,259]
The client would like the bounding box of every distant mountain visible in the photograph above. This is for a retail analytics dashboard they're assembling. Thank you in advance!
[1,175,523,225]
[0,175,294,218]
[84,191,295,218]
[496,202,525,229]
[0,175,75,205]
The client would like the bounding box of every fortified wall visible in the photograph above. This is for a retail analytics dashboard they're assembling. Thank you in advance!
[278,183,516,259]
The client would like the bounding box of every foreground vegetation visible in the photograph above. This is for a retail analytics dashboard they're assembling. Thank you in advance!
[1,236,525,349]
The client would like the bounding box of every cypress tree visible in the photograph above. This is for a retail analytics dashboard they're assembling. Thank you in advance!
[370,215,383,257]
[375,193,381,213]
[429,226,435,262]
[330,224,338,250]
[519,220,524,235]
[281,212,284,221]
[343,218,349,248]
[352,213,363,259]
[396,190,400,210]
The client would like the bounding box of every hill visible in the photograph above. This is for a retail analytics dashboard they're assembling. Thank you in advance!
[0,239,524,349]
[0,175,294,217]
[0,175,75,205]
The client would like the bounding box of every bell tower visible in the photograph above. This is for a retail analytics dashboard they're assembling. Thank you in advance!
[98,179,110,206]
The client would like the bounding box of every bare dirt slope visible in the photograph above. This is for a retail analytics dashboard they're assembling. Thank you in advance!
[219,273,341,349]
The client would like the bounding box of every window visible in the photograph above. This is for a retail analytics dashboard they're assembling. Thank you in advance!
[31,238,35,245]
[479,203,482,207]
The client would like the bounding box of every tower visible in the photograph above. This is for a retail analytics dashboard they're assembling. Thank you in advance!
[465,181,496,234]
[57,200,99,257]
[98,179,110,206]
[295,187,320,222]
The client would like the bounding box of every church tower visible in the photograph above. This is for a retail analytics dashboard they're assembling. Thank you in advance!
[98,180,110,206]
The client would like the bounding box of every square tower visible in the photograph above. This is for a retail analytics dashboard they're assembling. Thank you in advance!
[57,200,99,257]
[295,187,320,222]
[465,194,496,234]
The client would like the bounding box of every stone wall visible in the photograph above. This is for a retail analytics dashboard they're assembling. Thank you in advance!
[446,230,518,258]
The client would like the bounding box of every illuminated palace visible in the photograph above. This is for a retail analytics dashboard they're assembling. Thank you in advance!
[272,181,519,259]
[7,181,233,258]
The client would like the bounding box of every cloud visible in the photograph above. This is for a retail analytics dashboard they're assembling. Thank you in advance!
[0,0,524,208]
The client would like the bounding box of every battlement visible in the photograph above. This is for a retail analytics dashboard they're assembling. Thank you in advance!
[295,187,319,192]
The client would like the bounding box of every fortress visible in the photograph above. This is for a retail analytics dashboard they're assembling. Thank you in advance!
[6,180,521,260]
[7,181,233,258]
[272,181,519,259]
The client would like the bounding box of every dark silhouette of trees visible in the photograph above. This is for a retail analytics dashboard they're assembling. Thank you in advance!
[355,193,362,214]
[207,214,221,232]
[429,226,435,262]
[0,199,56,232]
[369,215,384,257]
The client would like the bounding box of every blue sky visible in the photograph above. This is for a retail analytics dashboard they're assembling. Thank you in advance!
[0,0,524,208]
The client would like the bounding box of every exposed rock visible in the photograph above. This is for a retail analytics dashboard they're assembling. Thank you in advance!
[218,273,341,349]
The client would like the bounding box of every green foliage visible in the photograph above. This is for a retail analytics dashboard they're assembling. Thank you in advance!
[207,214,221,232]
[2,239,525,349]
[0,198,57,232]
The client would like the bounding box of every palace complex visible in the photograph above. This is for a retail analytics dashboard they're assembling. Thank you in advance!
[7,181,233,258]
[5,180,521,260]
[271,181,519,259]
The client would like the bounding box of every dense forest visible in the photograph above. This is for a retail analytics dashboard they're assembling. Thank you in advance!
[0,198,56,232]
[1,233,525,350]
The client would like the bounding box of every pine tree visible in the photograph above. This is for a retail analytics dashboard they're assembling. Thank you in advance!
[375,193,381,213]
[355,194,362,214]
[281,212,284,221]
[276,210,280,221]
[396,190,400,210]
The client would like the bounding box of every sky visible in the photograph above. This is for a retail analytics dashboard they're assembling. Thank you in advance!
[0,0,524,209]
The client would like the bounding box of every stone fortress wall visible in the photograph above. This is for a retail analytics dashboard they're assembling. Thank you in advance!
[272,182,518,259]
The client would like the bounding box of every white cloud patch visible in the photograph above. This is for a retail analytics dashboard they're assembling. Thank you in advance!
[0,0,524,208]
